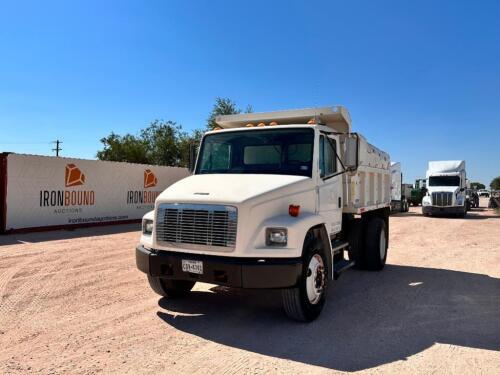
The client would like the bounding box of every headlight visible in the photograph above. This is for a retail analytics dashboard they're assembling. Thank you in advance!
[422,196,431,206]
[142,219,154,235]
[266,228,287,246]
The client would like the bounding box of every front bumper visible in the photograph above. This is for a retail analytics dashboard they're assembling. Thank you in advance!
[136,245,302,289]
[422,205,464,215]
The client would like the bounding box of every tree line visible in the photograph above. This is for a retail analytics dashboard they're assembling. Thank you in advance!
[96,97,250,167]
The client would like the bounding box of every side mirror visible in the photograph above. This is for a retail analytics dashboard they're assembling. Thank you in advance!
[344,136,358,170]
[188,142,197,173]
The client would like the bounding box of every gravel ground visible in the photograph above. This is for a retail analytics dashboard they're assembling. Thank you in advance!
[0,197,499,374]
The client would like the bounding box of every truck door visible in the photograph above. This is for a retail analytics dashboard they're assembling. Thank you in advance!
[317,134,342,234]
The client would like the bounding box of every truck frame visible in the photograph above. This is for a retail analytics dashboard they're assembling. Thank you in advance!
[136,106,391,321]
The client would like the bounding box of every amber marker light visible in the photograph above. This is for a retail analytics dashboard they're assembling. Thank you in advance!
[289,204,300,217]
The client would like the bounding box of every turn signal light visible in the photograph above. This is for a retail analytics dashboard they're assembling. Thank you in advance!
[289,204,300,217]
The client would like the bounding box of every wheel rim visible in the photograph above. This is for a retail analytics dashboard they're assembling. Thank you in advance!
[306,254,325,305]
[379,228,387,260]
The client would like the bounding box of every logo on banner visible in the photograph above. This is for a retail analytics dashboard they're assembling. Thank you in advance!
[39,163,95,210]
[65,164,86,187]
[144,169,158,188]
[126,169,161,206]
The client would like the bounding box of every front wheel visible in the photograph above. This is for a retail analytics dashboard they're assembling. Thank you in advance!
[147,276,195,298]
[282,240,328,322]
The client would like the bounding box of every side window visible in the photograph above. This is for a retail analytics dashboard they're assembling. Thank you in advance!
[319,135,337,178]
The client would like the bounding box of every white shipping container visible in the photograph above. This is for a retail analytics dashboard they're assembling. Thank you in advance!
[0,153,189,232]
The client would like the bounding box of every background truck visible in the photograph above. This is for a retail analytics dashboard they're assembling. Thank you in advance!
[422,160,467,217]
[408,178,427,206]
[390,162,409,213]
[136,106,391,321]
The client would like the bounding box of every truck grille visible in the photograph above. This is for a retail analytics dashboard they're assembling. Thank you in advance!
[432,192,453,206]
[156,204,237,251]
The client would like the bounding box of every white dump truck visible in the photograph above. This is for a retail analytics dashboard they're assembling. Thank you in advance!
[422,160,467,217]
[136,106,391,321]
[390,162,409,213]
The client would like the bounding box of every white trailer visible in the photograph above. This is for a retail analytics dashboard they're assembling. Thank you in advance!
[390,162,409,213]
[136,106,391,321]
[422,160,467,217]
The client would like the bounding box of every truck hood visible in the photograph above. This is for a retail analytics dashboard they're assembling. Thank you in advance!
[157,174,312,205]
[427,186,460,194]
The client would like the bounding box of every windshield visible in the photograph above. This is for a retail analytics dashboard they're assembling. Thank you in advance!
[428,176,460,187]
[195,128,314,177]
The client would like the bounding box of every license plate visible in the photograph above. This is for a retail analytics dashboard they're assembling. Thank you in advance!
[181,259,203,275]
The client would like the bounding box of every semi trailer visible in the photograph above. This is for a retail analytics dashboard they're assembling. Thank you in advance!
[422,160,467,217]
[390,162,409,213]
[136,106,391,321]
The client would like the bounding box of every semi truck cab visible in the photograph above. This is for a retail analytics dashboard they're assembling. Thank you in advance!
[422,160,467,217]
[136,106,391,321]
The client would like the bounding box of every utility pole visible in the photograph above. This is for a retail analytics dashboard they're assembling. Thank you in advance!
[52,140,62,157]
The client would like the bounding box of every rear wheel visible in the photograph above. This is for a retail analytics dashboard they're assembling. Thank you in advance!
[362,217,388,270]
[147,276,195,298]
[282,239,328,322]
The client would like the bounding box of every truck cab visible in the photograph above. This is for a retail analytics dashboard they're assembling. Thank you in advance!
[136,106,391,321]
[422,160,467,217]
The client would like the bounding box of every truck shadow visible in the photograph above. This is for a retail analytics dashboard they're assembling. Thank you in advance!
[156,265,500,372]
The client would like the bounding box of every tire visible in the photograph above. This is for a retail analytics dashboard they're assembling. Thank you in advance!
[347,218,364,268]
[460,206,467,218]
[147,275,195,298]
[362,217,388,271]
[282,239,328,322]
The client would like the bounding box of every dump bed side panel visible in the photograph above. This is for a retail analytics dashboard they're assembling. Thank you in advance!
[341,134,391,214]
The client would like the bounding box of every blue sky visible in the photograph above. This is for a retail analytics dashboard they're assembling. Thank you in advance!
[0,0,498,185]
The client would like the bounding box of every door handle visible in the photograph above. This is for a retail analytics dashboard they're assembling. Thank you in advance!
[338,197,342,208]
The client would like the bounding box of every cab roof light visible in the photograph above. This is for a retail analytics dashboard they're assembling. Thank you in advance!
[214,127,222,131]
[257,122,266,127]
[246,123,254,127]
[289,204,300,217]
[307,118,316,125]
[269,121,278,126]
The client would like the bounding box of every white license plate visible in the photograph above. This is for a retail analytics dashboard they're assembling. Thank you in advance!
[181,259,203,275]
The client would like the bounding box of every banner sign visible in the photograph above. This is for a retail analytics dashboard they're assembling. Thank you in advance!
[2,154,189,231]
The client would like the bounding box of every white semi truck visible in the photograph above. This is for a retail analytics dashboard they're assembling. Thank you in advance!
[422,160,467,217]
[136,106,391,321]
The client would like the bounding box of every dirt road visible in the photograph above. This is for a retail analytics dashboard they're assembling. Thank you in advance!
[1,198,499,374]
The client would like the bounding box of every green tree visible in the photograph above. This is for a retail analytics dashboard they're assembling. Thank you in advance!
[470,182,485,190]
[97,120,198,167]
[206,97,252,130]
[490,176,500,190]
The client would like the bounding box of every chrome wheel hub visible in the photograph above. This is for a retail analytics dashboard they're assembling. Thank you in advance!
[306,254,325,305]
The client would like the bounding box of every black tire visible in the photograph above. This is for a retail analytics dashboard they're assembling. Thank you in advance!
[147,275,195,298]
[362,217,388,271]
[282,239,328,322]
[347,218,364,268]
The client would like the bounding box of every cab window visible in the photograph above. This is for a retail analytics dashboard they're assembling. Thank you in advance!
[319,135,337,178]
